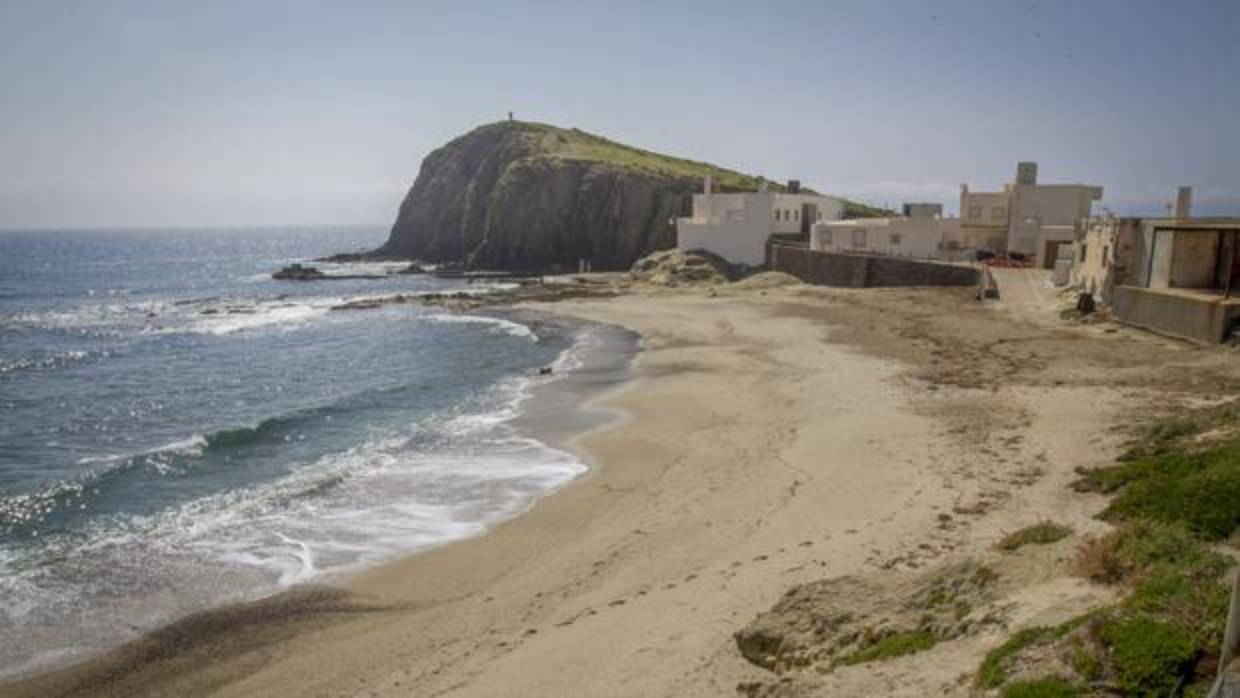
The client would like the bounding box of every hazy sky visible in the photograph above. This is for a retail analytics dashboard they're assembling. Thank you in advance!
[2,0,1237,229]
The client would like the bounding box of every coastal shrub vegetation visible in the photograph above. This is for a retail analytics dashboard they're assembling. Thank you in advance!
[999,676,1080,698]
[839,630,936,665]
[998,522,1072,551]
[1101,616,1198,696]
[983,419,1238,696]
[978,624,1077,689]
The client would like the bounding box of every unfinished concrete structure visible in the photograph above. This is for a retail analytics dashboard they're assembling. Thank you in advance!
[1072,216,1144,304]
[959,162,1103,268]
[675,177,844,266]
[1076,189,1240,342]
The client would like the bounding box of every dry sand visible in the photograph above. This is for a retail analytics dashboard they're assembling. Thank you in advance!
[8,276,1240,697]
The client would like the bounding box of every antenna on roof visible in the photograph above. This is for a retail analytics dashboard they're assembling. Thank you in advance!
[508,111,514,121]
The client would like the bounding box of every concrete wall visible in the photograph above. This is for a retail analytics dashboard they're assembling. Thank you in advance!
[1112,285,1240,343]
[1170,231,1220,288]
[769,245,979,288]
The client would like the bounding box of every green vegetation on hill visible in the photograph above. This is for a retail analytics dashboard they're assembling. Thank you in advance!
[479,121,892,214]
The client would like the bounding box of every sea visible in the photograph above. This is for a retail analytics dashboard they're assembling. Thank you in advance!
[0,225,634,678]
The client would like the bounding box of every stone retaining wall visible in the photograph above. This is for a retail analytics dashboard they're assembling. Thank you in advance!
[768,245,979,288]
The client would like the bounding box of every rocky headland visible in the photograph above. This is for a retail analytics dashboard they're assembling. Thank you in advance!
[365,120,885,272]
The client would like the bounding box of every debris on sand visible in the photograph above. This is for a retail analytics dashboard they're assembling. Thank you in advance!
[731,271,804,291]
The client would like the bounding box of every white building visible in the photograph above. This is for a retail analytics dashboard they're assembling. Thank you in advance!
[959,162,1103,268]
[675,178,845,266]
[810,202,960,260]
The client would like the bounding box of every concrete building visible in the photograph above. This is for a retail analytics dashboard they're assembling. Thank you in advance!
[675,178,845,266]
[1074,188,1240,342]
[1071,216,1144,304]
[810,202,960,260]
[959,162,1103,268]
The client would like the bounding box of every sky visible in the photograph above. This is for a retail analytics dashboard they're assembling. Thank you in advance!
[1,0,1237,229]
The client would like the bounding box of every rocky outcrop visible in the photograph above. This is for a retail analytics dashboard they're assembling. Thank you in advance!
[373,121,848,272]
[629,249,739,286]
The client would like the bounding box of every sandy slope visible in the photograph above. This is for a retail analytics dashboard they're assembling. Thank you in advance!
[8,280,1239,698]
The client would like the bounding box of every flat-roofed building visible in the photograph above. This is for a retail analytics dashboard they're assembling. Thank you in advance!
[959,162,1103,268]
[811,202,959,260]
[675,178,844,266]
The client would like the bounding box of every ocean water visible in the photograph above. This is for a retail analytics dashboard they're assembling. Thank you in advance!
[0,226,626,678]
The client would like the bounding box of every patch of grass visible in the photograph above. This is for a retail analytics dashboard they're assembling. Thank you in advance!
[977,625,1074,689]
[1000,677,1081,698]
[1069,637,1103,682]
[1127,559,1230,648]
[1074,520,1228,586]
[999,522,1073,551]
[1078,441,1240,540]
[840,630,936,666]
[1101,616,1198,697]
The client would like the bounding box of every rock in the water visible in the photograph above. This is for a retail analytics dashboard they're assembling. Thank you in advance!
[272,264,326,280]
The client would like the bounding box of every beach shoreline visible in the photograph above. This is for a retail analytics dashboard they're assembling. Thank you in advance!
[6,280,1239,698]
[0,306,641,685]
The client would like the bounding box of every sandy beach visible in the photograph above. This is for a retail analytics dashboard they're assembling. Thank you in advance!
[8,275,1240,698]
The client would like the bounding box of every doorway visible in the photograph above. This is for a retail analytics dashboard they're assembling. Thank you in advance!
[800,203,817,236]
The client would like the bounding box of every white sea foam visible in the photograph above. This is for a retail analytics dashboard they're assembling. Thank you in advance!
[178,296,345,336]
[0,349,97,375]
[420,313,538,341]
[0,315,618,682]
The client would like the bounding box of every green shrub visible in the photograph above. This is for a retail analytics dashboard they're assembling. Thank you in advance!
[978,626,1070,689]
[998,522,1073,551]
[840,630,936,665]
[1069,638,1103,682]
[1102,617,1198,697]
[1000,677,1081,698]
[1097,442,1240,540]
[1128,563,1230,648]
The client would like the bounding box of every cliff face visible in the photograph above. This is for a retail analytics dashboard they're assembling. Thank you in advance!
[374,121,776,272]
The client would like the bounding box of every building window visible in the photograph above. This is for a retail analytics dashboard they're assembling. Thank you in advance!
[967,206,982,220]
[1080,244,1088,262]
[852,229,867,248]
[990,206,1007,221]
[774,209,781,221]
[1102,245,1110,268]
[890,233,902,246]
[793,210,799,221]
